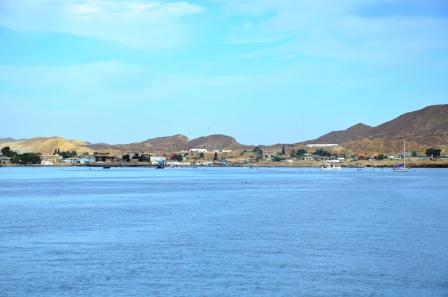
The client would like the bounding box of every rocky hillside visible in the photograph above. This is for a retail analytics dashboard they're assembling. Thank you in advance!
[188,134,245,150]
[308,105,448,146]
[2,105,446,155]
[0,137,94,154]
[0,134,247,154]
[112,134,189,153]
[307,123,373,144]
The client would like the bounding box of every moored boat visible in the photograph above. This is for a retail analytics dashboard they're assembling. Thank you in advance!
[393,140,409,172]
[321,163,342,170]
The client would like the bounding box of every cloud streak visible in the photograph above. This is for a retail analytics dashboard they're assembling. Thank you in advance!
[222,0,448,64]
[0,0,204,50]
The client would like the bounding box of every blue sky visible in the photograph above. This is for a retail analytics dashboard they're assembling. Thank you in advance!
[0,0,447,145]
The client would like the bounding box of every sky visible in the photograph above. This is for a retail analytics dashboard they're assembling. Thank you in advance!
[0,0,447,145]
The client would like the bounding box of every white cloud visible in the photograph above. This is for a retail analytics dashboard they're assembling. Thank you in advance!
[0,0,204,50]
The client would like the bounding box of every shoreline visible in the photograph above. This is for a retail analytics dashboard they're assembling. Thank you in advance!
[1,162,448,169]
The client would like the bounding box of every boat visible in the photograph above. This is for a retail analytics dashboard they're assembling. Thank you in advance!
[320,163,342,170]
[102,166,111,169]
[155,160,166,169]
[393,140,409,172]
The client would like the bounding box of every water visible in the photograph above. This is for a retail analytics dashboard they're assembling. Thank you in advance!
[0,167,447,297]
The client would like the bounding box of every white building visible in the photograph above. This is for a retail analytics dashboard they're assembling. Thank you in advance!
[150,156,166,165]
[190,148,208,154]
[63,157,79,164]
[213,149,232,153]
[306,144,338,148]
[79,155,96,164]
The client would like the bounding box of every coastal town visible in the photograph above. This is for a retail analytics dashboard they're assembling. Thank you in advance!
[1,105,447,168]
[1,143,446,168]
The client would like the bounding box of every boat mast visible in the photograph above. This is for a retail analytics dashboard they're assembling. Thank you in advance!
[403,139,406,168]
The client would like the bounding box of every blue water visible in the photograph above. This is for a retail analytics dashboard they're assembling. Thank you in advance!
[0,167,447,297]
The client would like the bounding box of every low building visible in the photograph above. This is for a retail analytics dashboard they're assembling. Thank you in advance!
[306,144,338,148]
[167,161,191,167]
[79,155,96,164]
[0,156,11,165]
[94,154,118,163]
[150,156,166,166]
[190,148,208,154]
[213,149,232,153]
[41,154,63,165]
[327,159,341,163]
[64,157,79,164]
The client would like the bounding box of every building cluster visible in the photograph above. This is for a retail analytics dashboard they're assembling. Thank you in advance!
[1,144,446,167]
[34,148,235,167]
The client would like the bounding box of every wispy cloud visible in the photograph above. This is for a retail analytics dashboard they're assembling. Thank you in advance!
[0,0,204,50]
[221,0,448,63]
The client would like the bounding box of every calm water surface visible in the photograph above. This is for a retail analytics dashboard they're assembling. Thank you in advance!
[0,167,447,297]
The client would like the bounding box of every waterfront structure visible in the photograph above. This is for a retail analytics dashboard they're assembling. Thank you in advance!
[150,156,166,166]
[40,154,63,165]
[63,157,79,164]
[0,156,11,165]
[94,154,119,163]
[79,155,96,164]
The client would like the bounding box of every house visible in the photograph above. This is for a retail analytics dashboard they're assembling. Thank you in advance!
[150,156,166,165]
[40,154,63,165]
[94,154,118,163]
[0,156,11,164]
[79,155,96,164]
[63,157,79,164]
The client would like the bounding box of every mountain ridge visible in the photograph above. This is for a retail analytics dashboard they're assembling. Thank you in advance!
[307,104,448,146]
[1,104,447,155]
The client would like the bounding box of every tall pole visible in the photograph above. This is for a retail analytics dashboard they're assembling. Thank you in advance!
[404,139,406,168]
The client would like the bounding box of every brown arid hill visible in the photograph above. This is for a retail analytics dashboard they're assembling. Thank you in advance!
[1,137,94,154]
[188,134,247,150]
[307,123,373,144]
[367,104,448,145]
[310,104,448,145]
[0,134,248,155]
[89,134,247,153]
[111,134,189,153]
[306,104,448,154]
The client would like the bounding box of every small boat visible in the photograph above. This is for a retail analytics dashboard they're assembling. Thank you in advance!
[321,163,342,170]
[155,160,165,169]
[393,140,409,172]
[103,166,111,169]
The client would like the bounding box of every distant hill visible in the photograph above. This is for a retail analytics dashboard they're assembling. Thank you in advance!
[188,134,245,150]
[367,104,448,145]
[0,134,247,154]
[308,105,448,148]
[308,123,373,144]
[88,134,247,153]
[0,138,15,143]
[2,105,446,155]
[112,134,189,153]
[0,137,94,154]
